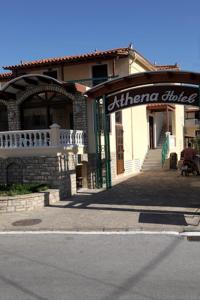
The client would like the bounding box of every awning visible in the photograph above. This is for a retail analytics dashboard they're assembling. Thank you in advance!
[147,104,175,112]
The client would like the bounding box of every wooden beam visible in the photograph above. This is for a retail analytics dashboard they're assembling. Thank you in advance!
[0,91,16,100]
[11,83,26,91]
[23,77,39,85]
[38,76,52,84]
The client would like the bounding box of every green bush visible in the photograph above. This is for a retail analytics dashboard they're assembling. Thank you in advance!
[0,183,49,196]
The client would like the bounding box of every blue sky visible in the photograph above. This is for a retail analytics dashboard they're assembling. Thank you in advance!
[0,0,200,73]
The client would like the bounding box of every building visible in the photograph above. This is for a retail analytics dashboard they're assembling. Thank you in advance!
[0,46,185,197]
[184,106,200,141]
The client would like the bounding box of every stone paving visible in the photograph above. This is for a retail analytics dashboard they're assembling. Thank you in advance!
[0,170,200,232]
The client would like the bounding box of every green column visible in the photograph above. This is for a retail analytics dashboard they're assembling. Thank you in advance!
[93,98,103,188]
[103,95,112,189]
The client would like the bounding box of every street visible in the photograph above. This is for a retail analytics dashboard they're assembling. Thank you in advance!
[0,233,199,300]
[0,170,200,232]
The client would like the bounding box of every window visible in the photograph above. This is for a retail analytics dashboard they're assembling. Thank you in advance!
[43,70,58,79]
[196,130,200,137]
[21,91,73,130]
[186,111,200,119]
[23,107,47,129]
[195,111,200,119]
[92,64,108,86]
[115,111,122,124]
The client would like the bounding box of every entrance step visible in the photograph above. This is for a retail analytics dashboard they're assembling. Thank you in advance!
[142,149,162,171]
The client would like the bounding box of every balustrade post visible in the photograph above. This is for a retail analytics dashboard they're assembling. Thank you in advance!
[50,123,61,147]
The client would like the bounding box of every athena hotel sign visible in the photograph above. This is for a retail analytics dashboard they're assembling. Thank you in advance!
[106,85,199,114]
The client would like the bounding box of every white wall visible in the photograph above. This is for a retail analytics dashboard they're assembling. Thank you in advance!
[174,105,184,159]
[154,112,164,146]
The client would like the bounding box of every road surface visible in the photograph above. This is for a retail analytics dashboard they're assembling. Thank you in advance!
[0,233,199,300]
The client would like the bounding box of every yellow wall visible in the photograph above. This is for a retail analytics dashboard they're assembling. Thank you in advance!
[174,105,184,158]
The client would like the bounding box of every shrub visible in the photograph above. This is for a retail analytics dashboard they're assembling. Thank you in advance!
[0,183,49,196]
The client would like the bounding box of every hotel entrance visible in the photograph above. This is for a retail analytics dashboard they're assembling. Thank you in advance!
[86,71,200,189]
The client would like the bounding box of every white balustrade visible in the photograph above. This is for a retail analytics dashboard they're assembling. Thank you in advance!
[60,130,85,146]
[0,129,85,149]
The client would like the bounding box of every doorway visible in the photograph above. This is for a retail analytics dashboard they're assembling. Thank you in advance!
[115,111,124,175]
[149,116,154,149]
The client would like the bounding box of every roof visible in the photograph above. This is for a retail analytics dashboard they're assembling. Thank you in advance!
[0,74,86,101]
[147,104,175,111]
[3,47,132,71]
[3,46,178,72]
[155,64,180,71]
[0,72,14,82]
[185,107,200,112]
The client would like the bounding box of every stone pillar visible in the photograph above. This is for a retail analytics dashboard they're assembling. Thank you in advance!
[7,101,21,130]
[50,123,61,147]
[73,93,88,147]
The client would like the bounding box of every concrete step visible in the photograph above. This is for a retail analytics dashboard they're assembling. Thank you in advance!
[142,167,162,171]
[143,161,161,166]
[142,148,162,172]
[145,155,162,160]
[144,155,161,160]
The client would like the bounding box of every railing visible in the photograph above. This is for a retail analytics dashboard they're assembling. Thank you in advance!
[185,119,200,127]
[161,135,169,166]
[60,130,85,146]
[66,75,119,87]
[0,128,85,149]
[0,130,50,148]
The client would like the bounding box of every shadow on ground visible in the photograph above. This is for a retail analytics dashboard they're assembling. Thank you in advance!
[51,170,200,226]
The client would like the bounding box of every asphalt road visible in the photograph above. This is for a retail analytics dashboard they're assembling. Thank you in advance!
[0,233,199,300]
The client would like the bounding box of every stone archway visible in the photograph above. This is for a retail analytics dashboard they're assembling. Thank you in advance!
[19,87,74,130]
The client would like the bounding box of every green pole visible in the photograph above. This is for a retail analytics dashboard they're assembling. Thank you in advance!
[103,95,112,189]
[198,85,200,153]
[93,99,102,188]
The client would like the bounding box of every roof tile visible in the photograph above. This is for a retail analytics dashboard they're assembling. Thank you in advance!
[3,47,130,70]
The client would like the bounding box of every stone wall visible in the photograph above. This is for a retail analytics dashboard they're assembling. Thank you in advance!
[73,93,88,148]
[0,154,77,199]
[0,189,60,214]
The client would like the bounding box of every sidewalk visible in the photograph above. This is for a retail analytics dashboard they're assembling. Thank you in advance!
[0,170,200,232]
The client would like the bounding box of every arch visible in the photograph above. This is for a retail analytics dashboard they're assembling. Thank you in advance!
[17,84,75,105]
[6,159,24,185]
[20,87,74,130]
[86,71,200,115]
[86,71,200,98]
[2,73,62,92]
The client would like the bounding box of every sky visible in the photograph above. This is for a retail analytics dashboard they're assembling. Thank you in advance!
[0,0,200,73]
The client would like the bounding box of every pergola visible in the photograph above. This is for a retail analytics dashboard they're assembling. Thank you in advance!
[86,70,200,189]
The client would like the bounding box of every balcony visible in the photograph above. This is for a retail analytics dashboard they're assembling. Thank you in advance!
[185,119,200,127]
[0,124,86,158]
